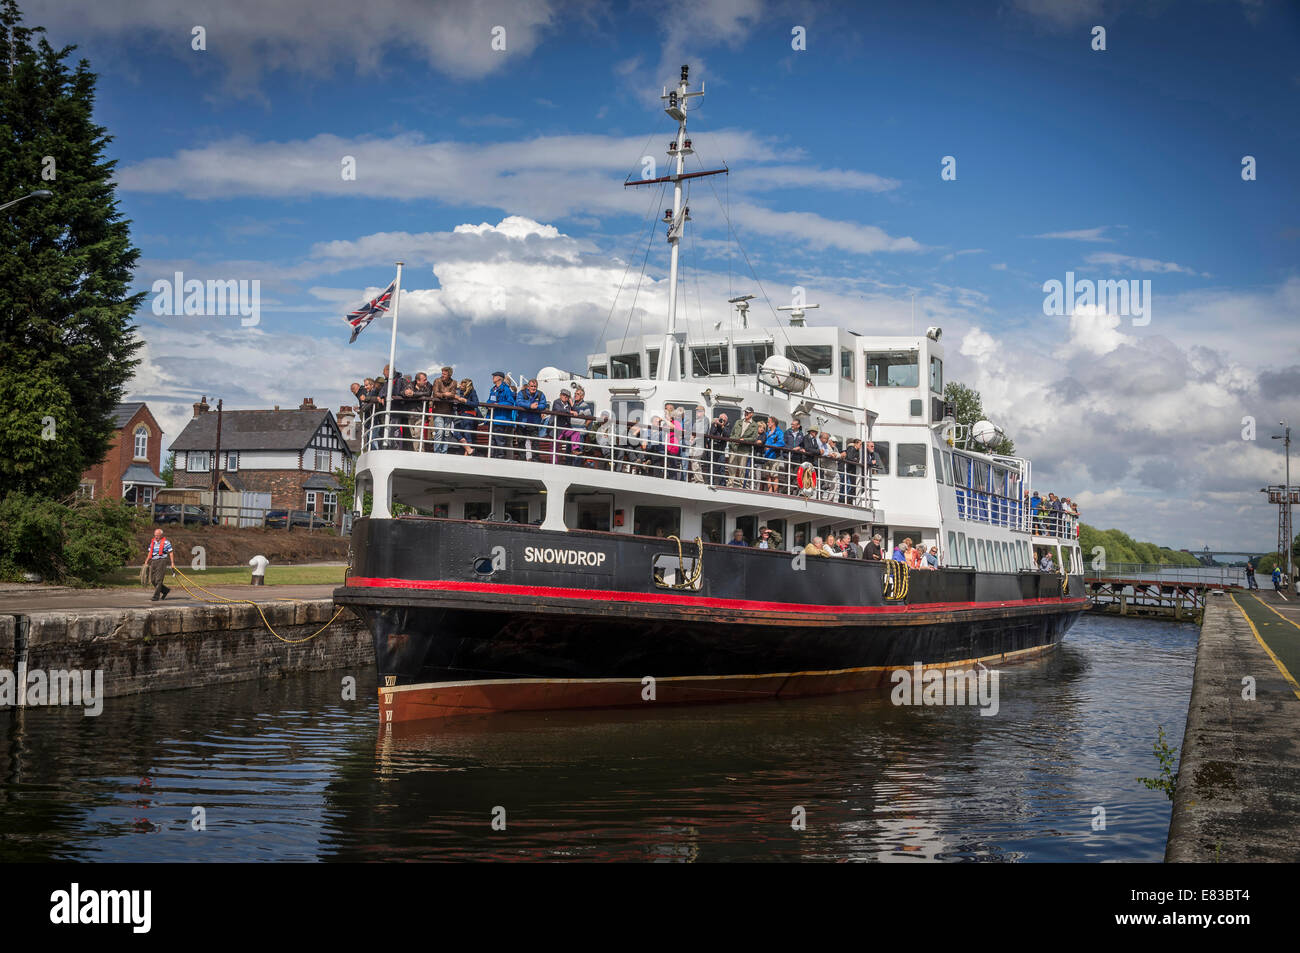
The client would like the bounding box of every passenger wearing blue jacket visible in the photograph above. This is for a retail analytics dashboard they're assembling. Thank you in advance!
[762,417,786,493]
[516,378,548,461]
[486,371,517,459]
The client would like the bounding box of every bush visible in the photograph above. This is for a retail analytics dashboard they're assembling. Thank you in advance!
[0,492,143,584]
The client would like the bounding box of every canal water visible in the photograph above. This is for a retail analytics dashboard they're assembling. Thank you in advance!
[0,614,1195,862]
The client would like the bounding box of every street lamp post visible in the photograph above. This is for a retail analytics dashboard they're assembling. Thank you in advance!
[1274,420,1293,584]
[0,189,53,212]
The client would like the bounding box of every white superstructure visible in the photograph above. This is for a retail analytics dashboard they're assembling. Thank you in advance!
[351,64,1082,575]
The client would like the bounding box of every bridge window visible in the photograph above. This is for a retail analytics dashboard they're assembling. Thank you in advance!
[785,345,833,376]
[871,440,891,475]
[898,444,928,477]
[930,356,943,394]
[647,348,659,378]
[840,348,854,380]
[735,342,773,376]
[690,345,729,376]
[865,350,919,387]
[611,353,642,379]
[589,364,608,379]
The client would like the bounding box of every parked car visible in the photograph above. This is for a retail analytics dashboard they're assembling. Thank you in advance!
[153,503,216,525]
[264,509,324,530]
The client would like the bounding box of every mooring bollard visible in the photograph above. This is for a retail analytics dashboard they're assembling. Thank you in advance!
[249,554,269,586]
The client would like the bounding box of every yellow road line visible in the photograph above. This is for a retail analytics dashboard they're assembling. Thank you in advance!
[1254,596,1300,634]
[1230,593,1300,700]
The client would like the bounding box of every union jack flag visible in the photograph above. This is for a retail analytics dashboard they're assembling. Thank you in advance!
[345,279,396,343]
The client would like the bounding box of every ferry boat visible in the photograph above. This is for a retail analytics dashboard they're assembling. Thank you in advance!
[334,65,1087,723]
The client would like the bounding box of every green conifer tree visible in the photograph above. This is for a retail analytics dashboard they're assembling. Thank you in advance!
[0,0,144,498]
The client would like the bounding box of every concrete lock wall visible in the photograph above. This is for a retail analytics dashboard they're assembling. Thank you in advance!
[0,601,371,703]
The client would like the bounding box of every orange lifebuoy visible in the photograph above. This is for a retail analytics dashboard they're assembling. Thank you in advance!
[797,463,818,494]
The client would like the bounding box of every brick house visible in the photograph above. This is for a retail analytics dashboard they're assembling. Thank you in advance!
[170,396,353,525]
[78,402,167,506]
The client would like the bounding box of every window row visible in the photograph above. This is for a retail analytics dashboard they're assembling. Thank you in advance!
[592,347,943,393]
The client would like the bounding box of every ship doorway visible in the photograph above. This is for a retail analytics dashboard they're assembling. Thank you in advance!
[634,504,680,539]
[702,510,725,544]
[570,493,612,532]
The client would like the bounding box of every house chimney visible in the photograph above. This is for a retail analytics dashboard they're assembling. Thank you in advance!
[192,395,210,417]
[299,397,316,410]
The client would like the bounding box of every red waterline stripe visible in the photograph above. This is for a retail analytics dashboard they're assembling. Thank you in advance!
[344,576,1089,616]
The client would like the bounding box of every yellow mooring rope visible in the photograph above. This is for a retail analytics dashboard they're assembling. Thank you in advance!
[167,566,345,644]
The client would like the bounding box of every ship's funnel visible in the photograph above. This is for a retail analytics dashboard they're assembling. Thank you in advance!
[758,355,811,393]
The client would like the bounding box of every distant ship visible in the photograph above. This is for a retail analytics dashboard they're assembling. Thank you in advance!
[334,65,1086,723]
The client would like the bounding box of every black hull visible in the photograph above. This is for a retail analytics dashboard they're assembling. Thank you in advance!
[335,517,1086,719]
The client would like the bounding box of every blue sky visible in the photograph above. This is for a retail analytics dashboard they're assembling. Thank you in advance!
[22,0,1300,550]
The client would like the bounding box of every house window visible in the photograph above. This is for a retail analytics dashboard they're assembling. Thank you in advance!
[78,482,94,499]
[133,426,149,460]
[226,451,238,472]
[734,343,773,376]
[305,491,317,513]
[187,451,210,472]
[321,492,337,524]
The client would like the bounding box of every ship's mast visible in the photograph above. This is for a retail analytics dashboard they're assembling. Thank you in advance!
[625,64,727,381]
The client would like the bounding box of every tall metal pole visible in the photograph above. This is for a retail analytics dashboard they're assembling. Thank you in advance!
[1286,421,1293,583]
[212,398,223,526]
[383,261,405,421]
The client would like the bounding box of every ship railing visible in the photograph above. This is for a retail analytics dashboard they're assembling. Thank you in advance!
[1085,563,1243,587]
[357,403,876,510]
[952,487,1080,539]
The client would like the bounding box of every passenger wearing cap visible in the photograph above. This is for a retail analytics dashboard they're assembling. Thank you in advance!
[784,418,806,493]
[728,406,760,488]
[486,371,517,458]
[707,412,729,485]
[551,387,578,464]
[571,386,595,463]
[517,378,548,461]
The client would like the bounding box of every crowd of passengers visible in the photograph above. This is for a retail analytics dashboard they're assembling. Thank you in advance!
[349,365,878,504]
[1026,491,1080,539]
[723,525,943,568]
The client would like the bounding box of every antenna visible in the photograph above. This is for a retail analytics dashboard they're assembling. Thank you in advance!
[625,63,727,382]
[776,301,819,327]
[728,293,755,329]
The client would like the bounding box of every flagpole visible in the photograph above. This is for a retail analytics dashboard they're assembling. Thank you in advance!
[383,261,404,417]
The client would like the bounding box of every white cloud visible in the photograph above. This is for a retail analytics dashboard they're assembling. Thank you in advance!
[1032,226,1117,242]
[25,0,563,96]
[1084,251,1198,275]
[1058,305,1135,357]
[117,131,922,257]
